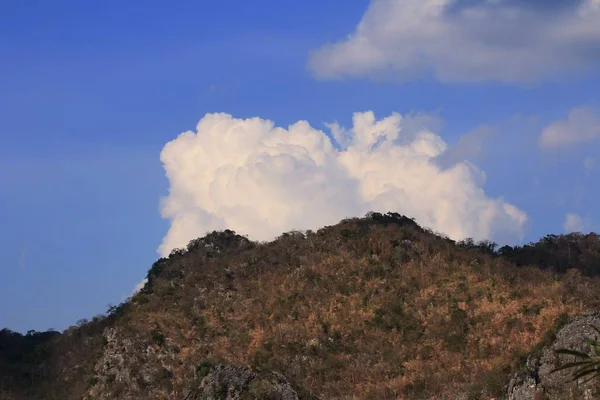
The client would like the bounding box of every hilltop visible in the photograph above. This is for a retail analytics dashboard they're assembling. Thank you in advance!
[2,212,600,399]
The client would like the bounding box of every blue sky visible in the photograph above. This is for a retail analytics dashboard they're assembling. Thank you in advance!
[1,0,599,333]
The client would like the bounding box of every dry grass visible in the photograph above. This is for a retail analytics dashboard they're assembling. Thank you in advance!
[120,218,600,399]
[3,215,600,399]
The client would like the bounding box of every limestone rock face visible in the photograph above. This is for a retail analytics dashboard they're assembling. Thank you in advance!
[508,312,600,400]
[184,364,299,400]
[85,327,298,400]
[85,327,156,399]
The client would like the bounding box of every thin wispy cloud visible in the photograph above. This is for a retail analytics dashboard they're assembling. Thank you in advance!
[584,157,596,171]
[563,212,591,233]
[435,125,496,169]
[19,247,27,270]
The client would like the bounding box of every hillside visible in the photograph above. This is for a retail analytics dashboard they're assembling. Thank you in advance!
[2,212,600,399]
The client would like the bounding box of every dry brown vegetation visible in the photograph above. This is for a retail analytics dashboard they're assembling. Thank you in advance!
[3,212,600,399]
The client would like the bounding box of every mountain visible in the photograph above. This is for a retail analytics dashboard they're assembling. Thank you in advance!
[2,212,600,399]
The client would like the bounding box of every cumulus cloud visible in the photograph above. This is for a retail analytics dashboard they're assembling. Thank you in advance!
[308,0,600,83]
[158,111,527,256]
[131,278,147,296]
[539,107,600,150]
[564,213,590,232]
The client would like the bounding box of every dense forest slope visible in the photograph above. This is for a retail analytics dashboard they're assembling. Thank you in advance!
[2,212,600,399]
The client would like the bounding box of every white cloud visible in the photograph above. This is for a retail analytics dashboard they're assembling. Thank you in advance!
[158,111,527,256]
[539,107,600,150]
[308,0,600,83]
[131,278,147,296]
[563,213,590,232]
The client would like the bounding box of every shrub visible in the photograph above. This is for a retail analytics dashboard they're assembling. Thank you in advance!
[196,361,213,380]
[248,378,277,399]
[151,330,165,346]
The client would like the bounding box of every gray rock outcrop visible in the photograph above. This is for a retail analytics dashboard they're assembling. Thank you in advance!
[508,311,600,400]
[184,364,299,400]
